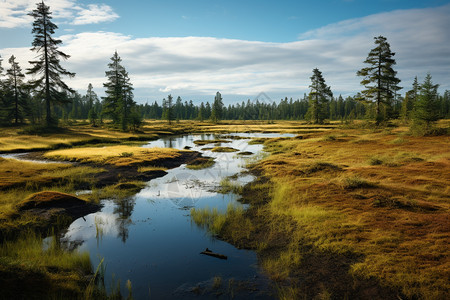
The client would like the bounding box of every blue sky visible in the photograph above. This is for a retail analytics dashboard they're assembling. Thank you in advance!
[1,0,449,104]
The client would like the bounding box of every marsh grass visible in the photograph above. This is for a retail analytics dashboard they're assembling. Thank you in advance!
[88,181,146,202]
[197,124,450,299]
[217,178,243,194]
[322,134,337,141]
[0,231,92,298]
[186,157,215,170]
[368,152,424,167]
[338,174,376,189]
[137,166,167,173]
[193,139,231,145]
[211,146,239,152]
[44,145,185,166]
[190,203,252,242]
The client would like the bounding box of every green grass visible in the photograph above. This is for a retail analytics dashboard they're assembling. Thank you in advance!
[0,231,92,298]
[217,178,244,194]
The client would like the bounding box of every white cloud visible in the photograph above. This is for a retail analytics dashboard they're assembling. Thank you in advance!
[72,4,119,25]
[0,0,118,28]
[1,4,449,103]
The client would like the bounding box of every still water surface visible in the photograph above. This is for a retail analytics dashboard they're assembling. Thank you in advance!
[63,133,293,299]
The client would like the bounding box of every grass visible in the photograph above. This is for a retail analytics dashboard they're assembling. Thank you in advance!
[211,146,239,152]
[193,139,231,145]
[0,121,335,153]
[0,158,101,222]
[0,231,92,299]
[88,181,146,202]
[191,122,450,299]
[44,145,187,166]
[217,178,244,194]
[186,157,215,170]
[190,203,253,244]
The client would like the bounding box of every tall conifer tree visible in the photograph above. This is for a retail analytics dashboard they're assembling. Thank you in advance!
[357,36,401,124]
[211,91,223,123]
[413,74,440,129]
[102,51,135,130]
[27,1,75,126]
[6,55,27,124]
[307,68,332,124]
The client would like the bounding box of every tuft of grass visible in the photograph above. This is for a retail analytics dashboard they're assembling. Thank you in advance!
[368,152,425,167]
[339,175,375,189]
[193,139,231,145]
[88,181,146,201]
[212,276,222,289]
[190,203,253,243]
[211,146,239,153]
[389,137,408,144]
[217,178,243,194]
[137,166,167,173]
[186,157,215,170]
[322,135,337,141]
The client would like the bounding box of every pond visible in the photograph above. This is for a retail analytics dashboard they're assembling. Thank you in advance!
[62,133,294,299]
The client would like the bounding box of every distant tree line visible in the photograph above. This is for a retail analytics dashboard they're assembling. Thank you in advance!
[0,2,448,132]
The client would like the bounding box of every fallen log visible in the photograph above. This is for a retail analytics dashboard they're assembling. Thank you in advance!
[200,248,227,260]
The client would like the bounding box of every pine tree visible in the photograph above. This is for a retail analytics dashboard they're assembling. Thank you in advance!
[27,1,75,126]
[0,55,5,123]
[306,68,332,124]
[197,102,205,121]
[162,94,174,124]
[6,55,27,124]
[211,91,223,123]
[357,36,401,124]
[102,51,135,130]
[119,68,135,130]
[86,83,98,111]
[412,74,440,130]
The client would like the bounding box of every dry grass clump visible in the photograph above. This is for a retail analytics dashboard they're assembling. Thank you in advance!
[17,191,88,211]
[186,157,215,170]
[338,174,376,189]
[368,152,424,167]
[211,146,239,152]
[44,145,186,166]
[193,139,231,145]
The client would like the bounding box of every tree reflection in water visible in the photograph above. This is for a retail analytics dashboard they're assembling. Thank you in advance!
[113,196,136,243]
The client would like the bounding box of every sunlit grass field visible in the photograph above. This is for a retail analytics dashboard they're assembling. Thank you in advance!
[0,120,334,153]
[44,145,186,166]
[191,121,450,299]
[1,120,448,299]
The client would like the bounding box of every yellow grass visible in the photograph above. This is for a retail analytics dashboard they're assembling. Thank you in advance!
[258,126,449,298]
[44,145,186,166]
[0,158,101,219]
[192,123,450,299]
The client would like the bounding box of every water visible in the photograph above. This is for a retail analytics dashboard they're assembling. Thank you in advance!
[62,133,293,299]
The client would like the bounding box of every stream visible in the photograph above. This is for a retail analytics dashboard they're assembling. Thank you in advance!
[60,133,293,299]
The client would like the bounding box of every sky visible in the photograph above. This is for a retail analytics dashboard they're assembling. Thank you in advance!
[0,0,449,105]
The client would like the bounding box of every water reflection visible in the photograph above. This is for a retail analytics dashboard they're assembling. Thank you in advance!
[62,133,292,299]
[113,197,136,243]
